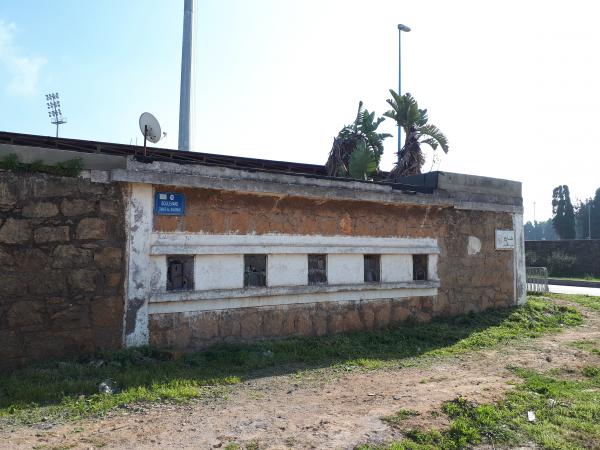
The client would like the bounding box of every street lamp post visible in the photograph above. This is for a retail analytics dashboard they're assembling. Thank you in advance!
[588,202,592,239]
[397,24,411,162]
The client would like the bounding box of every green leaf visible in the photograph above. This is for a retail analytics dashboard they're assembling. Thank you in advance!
[417,124,449,153]
[420,138,439,151]
[347,141,377,180]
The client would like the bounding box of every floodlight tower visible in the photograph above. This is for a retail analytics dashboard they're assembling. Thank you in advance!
[45,92,67,138]
[397,24,411,162]
[178,0,195,151]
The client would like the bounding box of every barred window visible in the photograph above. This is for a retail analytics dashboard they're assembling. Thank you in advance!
[364,254,381,283]
[167,256,194,291]
[308,254,327,285]
[244,254,267,287]
[413,254,428,281]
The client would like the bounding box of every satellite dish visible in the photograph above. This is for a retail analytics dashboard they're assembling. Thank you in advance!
[139,112,162,143]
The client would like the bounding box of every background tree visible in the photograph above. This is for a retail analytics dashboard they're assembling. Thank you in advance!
[574,188,600,239]
[552,185,576,239]
[524,219,558,240]
[325,101,391,180]
[384,90,449,180]
[593,188,600,238]
[574,198,592,239]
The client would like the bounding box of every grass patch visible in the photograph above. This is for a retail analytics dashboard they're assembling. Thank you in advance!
[551,276,600,283]
[546,293,600,312]
[381,409,421,426]
[360,366,600,450]
[426,298,581,357]
[569,339,600,356]
[0,297,582,425]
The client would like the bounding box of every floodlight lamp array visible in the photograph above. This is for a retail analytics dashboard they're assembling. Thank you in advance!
[45,92,65,122]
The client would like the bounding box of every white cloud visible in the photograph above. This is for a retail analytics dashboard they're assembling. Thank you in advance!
[0,20,46,96]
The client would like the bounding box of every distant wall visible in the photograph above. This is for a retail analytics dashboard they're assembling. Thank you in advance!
[525,240,600,276]
[0,171,126,370]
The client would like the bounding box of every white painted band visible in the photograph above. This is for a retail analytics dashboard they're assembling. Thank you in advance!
[149,233,440,256]
[148,282,439,314]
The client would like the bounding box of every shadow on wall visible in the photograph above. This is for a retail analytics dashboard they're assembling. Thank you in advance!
[0,300,576,416]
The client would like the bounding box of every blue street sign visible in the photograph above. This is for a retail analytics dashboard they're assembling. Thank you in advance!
[154,192,185,215]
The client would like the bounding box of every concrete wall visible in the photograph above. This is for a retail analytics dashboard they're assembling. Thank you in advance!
[525,240,600,276]
[0,171,126,370]
[268,254,307,287]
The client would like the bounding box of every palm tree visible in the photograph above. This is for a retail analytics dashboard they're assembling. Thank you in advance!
[384,90,449,180]
[326,101,391,180]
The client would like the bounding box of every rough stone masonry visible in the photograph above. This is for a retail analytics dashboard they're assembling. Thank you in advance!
[0,171,126,370]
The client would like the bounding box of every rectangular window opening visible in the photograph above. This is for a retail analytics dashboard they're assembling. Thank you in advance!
[167,256,194,291]
[244,254,267,287]
[364,254,381,283]
[413,254,429,281]
[308,254,327,285]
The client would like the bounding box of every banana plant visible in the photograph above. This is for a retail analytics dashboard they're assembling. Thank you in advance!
[337,140,378,181]
[326,101,390,179]
[384,90,449,179]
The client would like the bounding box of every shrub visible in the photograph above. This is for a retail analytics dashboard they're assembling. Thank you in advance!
[545,251,577,276]
[0,153,82,177]
[525,251,541,267]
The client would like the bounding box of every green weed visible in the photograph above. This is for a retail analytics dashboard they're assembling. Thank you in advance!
[381,409,421,427]
[546,293,600,312]
[0,153,82,177]
[0,297,582,425]
[362,366,600,450]
[569,339,600,356]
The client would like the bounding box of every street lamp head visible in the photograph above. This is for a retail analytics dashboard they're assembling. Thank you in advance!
[398,24,411,32]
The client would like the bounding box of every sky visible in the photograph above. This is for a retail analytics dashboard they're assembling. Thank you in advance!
[1,0,599,223]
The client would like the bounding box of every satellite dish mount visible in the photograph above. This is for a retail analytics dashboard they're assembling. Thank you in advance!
[139,112,162,156]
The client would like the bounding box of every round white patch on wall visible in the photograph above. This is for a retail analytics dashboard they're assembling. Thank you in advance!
[467,236,482,255]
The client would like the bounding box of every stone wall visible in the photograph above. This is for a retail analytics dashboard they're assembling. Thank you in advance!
[525,239,600,276]
[0,171,126,370]
[149,187,516,349]
[154,187,515,314]
[150,297,435,349]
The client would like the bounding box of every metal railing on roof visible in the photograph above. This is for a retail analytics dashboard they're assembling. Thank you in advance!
[0,130,437,194]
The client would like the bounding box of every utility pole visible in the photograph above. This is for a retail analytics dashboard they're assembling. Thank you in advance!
[588,201,592,239]
[178,0,195,151]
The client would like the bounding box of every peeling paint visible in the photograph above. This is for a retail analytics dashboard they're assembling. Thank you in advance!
[125,297,144,335]
[467,236,482,255]
[124,184,153,347]
[513,213,526,305]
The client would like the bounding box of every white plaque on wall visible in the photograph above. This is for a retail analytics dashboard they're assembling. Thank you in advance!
[495,229,515,250]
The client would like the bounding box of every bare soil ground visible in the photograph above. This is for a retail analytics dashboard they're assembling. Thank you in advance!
[3,298,600,450]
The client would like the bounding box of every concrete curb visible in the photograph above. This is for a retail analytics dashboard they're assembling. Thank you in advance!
[548,278,600,288]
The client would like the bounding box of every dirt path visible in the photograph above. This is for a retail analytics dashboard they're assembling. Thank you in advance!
[3,299,600,450]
